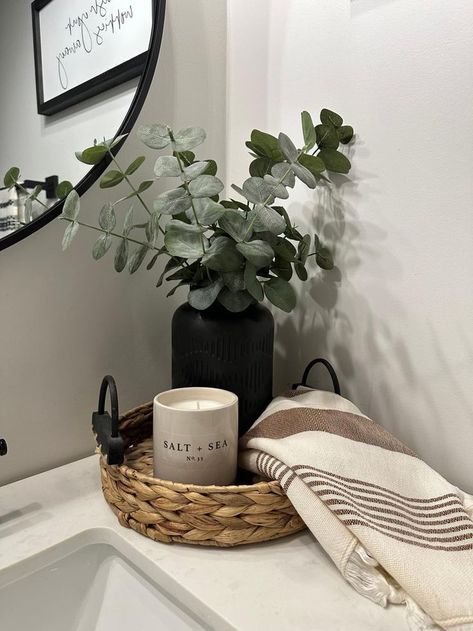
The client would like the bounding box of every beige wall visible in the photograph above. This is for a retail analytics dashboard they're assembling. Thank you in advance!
[226,0,473,492]
[0,0,227,485]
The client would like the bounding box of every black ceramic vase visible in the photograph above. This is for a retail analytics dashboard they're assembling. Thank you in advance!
[172,302,274,436]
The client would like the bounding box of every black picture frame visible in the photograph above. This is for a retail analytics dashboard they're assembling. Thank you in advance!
[0,0,165,252]
[32,0,155,116]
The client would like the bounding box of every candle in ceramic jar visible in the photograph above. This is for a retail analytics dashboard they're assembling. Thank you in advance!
[153,387,238,485]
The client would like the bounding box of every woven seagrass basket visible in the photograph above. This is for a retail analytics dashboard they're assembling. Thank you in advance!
[99,401,306,547]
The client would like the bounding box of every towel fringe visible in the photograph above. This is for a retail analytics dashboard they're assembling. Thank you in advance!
[344,544,440,630]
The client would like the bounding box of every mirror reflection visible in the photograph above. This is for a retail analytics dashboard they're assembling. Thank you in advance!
[0,0,154,239]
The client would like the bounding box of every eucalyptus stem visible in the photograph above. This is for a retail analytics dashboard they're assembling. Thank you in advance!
[107,150,152,217]
[16,182,48,211]
[242,145,308,241]
[60,216,162,252]
[105,148,173,242]
[168,128,206,256]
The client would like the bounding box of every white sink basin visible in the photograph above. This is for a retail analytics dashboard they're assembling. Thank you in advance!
[0,529,209,631]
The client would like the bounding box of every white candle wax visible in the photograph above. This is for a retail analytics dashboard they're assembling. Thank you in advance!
[167,399,222,411]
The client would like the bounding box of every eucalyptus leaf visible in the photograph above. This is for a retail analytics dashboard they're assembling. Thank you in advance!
[62,221,79,250]
[190,198,225,225]
[263,175,289,199]
[146,251,161,271]
[202,236,244,272]
[154,156,180,177]
[126,180,153,199]
[125,156,145,176]
[291,162,317,188]
[154,188,192,215]
[271,163,295,188]
[114,238,128,272]
[273,239,296,262]
[137,124,170,149]
[244,262,264,301]
[187,278,223,311]
[129,244,149,274]
[218,289,254,313]
[318,149,351,174]
[338,125,354,145]
[4,166,20,187]
[298,153,326,176]
[62,190,80,220]
[316,245,334,270]
[203,160,218,176]
[164,220,206,258]
[294,260,308,280]
[174,151,195,166]
[222,270,245,292]
[92,234,112,260]
[100,170,124,189]
[240,177,274,205]
[55,180,73,199]
[264,277,296,313]
[236,240,274,268]
[156,259,180,288]
[179,162,209,182]
[278,132,298,162]
[188,175,224,198]
[298,234,311,264]
[248,204,286,235]
[273,256,293,281]
[219,210,250,242]
[250,130,285,162]
[123,206,134,235]
[250,157,273,178]
[76,145,108,165]
[183,161,209,181]
[174,127,206,152]
[320,108,343,128]
[98,202,116,231]
[301,111,316,150]
[145,212,160,243]
[315,124,339,149]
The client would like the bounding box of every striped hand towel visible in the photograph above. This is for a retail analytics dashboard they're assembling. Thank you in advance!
[239,389,473,631]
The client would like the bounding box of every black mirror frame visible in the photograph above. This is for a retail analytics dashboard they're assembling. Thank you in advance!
[0,0,166,252]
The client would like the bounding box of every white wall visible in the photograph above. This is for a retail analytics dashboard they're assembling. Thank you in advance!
[0,0,227,484]
[227,0,473,491]
[0,0,138,191]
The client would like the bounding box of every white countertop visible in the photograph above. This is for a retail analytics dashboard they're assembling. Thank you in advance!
[0,455,409,631]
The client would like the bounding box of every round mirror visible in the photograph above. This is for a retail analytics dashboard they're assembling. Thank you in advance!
[0,0,165,251]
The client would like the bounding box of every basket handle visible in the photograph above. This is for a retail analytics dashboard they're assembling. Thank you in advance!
[292,358,341,396]
[92,375,124,465]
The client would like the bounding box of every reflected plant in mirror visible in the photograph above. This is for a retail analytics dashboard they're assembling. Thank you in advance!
[4,109,355,314]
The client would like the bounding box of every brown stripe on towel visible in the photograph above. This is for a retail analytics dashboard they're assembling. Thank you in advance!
[292,465,459,505]
[320,489,468,520]
[312,486,473,533]
[340,519,473,552]
[294,466,462,510]
[305,479,463,516]
[242,408,417,457]
[333,509,473,535]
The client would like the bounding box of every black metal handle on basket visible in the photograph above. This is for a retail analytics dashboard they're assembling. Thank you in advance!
[92,375,124,465]
[292,358,341,395]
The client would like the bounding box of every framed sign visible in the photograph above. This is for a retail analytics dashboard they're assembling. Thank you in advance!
[32,0,154,116]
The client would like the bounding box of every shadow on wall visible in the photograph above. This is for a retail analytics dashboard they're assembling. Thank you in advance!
[273,137,473,491]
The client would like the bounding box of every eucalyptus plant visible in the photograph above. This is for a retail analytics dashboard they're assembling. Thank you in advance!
[4,109,354,313]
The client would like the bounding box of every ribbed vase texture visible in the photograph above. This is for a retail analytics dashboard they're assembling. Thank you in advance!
[172,303,274,435]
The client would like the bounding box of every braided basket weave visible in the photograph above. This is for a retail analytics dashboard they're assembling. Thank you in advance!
[100,401,306,547]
